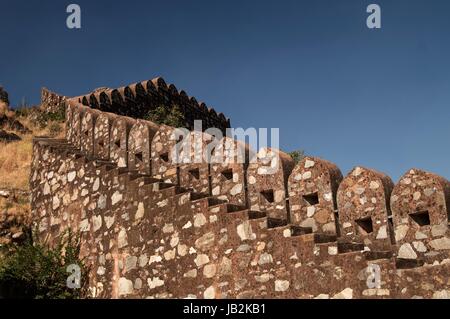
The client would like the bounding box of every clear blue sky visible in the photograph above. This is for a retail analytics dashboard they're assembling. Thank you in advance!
[1,0,449,180]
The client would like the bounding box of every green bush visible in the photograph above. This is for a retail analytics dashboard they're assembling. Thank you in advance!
[288,149,305,164]
[33,102,66,129]
[145,104,186,128]
[0,231,88,299]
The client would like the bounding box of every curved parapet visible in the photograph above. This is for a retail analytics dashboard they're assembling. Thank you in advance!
[247,148,295,221]
[110,89,126,115]
[69,76,231,133]
[128,120,159,175]
[89,94,100,109]
[178,131,213,194]
[94,112,117,160]
[391,169,450,261]
[337,166,394,251]
[210,137,254,206]
[81,96,89,107]
[71,104,87,149]
[151,125,180,184]
[65,102,75,142]
[99,91,112,112]
[80,108,101,156]
[145,79,158,96]
[110,116,135,168]
[288,157,343,234]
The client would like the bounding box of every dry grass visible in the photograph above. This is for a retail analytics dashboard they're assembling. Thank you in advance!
[0,136,33,190]
[0,195,31,247]
[0,196,30,222]
[0,115,64,191]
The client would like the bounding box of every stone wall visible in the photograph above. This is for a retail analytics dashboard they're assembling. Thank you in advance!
[72,77,231,134]
[41,88,67,114]
[30,93,450,299]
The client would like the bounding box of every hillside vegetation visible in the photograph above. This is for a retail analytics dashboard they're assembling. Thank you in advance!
[0,100,64,247]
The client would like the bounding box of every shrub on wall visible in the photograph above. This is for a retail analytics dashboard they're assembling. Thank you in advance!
[288,149,305,164]
[145,104,186,128]
[0,230,88,299]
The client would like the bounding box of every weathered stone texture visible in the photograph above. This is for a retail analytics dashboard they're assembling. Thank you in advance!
[128,120,159,175]
[337,167,394,252]
[247,148,295,222]
[179,131,213,195]
[30,80,450,299]
[73,77,230,134]
[41,88,66,113]
[210,137,253,207]
[391,169,450,263]
[150,125,180,184]
[288,157,343,235]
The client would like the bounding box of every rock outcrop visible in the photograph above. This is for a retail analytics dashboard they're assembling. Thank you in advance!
[0,87,9,106]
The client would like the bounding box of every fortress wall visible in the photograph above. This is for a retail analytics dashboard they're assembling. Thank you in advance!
[337,167,395,252]
[391,169,450,264]
[41,88,67,113]
[30,90,450,299]
[71,77,230,134]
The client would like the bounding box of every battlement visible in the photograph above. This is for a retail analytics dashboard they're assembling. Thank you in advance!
[41,88,67,113]
[30,83,450,299]
[69,77,230,134]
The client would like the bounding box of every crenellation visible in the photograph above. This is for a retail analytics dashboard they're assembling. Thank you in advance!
[288,156,343,236]
[72,77,230,133]
[150,125,180,184]
[128,120,159,175]
[337,167,394,252]
[247,148,295,222]
[70,103,85,149]
[179,131,213,195]
[94,112,117,161]
[391,169,450,264]
[40,88,66,113]
[29,78,450,299]
[210,137,253,207]
[80,108,101,156]
[110,116,136,168]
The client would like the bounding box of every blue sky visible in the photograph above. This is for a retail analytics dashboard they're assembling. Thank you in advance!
[0,0,449,180]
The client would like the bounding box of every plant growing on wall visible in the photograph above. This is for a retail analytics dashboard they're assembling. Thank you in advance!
[145,104,186,128]
[288,149,305,164]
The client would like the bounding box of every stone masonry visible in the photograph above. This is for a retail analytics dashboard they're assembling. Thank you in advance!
[30,77,450,299]
[41,88,67,113]
[73,77,230,134]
